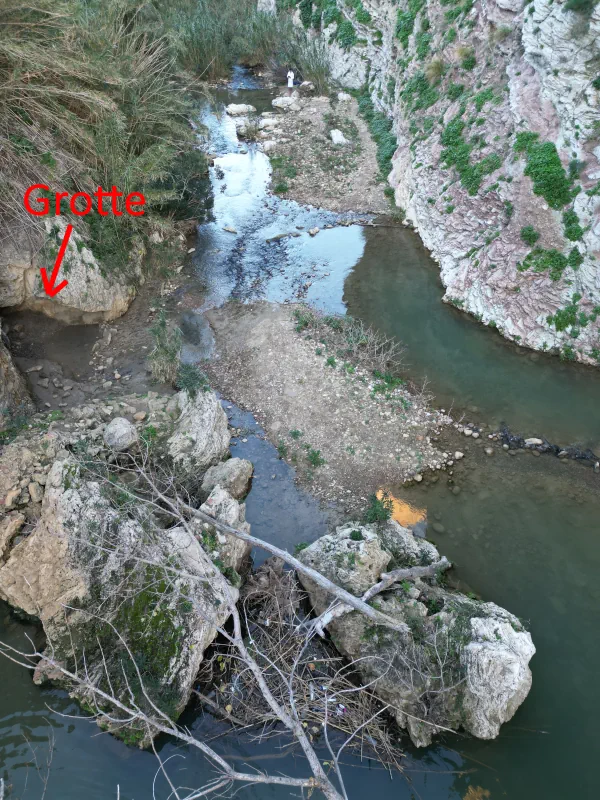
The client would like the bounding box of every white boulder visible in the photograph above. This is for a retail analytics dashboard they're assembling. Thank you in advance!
[330,129,349,145]
[226,103,256,116]
[103,417,138,451]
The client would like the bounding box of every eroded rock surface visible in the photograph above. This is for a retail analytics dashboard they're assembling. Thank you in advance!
[167,390,231,477]
[0,220,139,324]
[0,388,247,744]
[298,521,535,747]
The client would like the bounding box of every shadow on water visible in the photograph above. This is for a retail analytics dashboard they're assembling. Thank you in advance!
[344,225,600,449]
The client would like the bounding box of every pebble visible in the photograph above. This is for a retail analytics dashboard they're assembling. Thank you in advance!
[452,486,461,495]
[502,443,509,451]
[432,522,445,534]
[464,429,472,437]
[454,451,464,460]
[471,432,480,439]
[484,447,494,456]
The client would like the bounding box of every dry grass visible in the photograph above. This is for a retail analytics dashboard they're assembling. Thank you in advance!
[0,0,202,266]
[198,559,406,772]
[293,305,406,376]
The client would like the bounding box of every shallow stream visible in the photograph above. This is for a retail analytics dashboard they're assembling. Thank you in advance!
[1,68,599,799]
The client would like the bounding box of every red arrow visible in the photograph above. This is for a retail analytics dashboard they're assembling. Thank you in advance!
[40,223,72,297]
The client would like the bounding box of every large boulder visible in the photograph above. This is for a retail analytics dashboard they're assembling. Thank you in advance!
[0,456,238,743]
[103,417,138,451]
[298,521,535,747]
[272,93,303,113]
[0,220,139,324]
[167,391,230,477]
[201,457,253,500]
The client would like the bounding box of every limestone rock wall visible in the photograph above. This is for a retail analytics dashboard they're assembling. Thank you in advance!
[289,0,600,364]
[0,219,140,324]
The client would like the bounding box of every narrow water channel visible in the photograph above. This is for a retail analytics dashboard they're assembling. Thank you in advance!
[2,69,599,800]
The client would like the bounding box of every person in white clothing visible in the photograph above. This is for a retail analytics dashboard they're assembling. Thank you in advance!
[287,69,295,94]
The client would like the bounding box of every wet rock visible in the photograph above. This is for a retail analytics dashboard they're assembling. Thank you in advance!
[198,485,252,573]
[0,514,25,562]
[28,481,44,504]
[223,226,238,234]
[103,417,137,452]
[0,333,33,424]
[272,94,302,112]
[308,227,320,237]
[0,457,237,744]
[1,220,137,324]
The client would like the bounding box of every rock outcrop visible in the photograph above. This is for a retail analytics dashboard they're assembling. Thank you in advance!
[0,328,32,425]
[298,520,535,747]
[0,388,250,744]
[284,0,600,364]
[167,390,231,477]
[0,219,140,324]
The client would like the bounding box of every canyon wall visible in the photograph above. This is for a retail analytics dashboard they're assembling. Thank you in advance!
[287,0,600,364]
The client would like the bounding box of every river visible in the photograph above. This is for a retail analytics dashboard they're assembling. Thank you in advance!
[1,68,598,800]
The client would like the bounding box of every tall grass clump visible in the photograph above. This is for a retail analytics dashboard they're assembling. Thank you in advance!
[0,0,205,271]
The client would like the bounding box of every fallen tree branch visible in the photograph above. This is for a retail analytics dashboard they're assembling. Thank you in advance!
[181,500,410,635]
[309,557,451,637]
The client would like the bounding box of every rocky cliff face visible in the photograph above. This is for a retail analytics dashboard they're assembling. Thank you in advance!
[0,219,140,325]
[288,0,600,364]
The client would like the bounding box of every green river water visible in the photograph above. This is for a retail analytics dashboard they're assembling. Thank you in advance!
[1,70,598,799]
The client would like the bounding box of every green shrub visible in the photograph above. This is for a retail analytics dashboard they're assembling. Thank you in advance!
[363,492,393,524]
[473,87,494,112]
[461,52,476,70]
[568,247,584,269]
[175,363,209,397]
[337,19,357,48]
[357,88,398,176]
[149,312,182,384]
[518,248,569,281]
[401,71,439,110]
[514,134,573,209]
[307,448,326,467]
[299,0,313,27]
[563,209,584,241]
[396,10,416,48]
[520,225,540,246]
[416,31,432,60]
[447,82,465,100]
[546,294,584,332]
